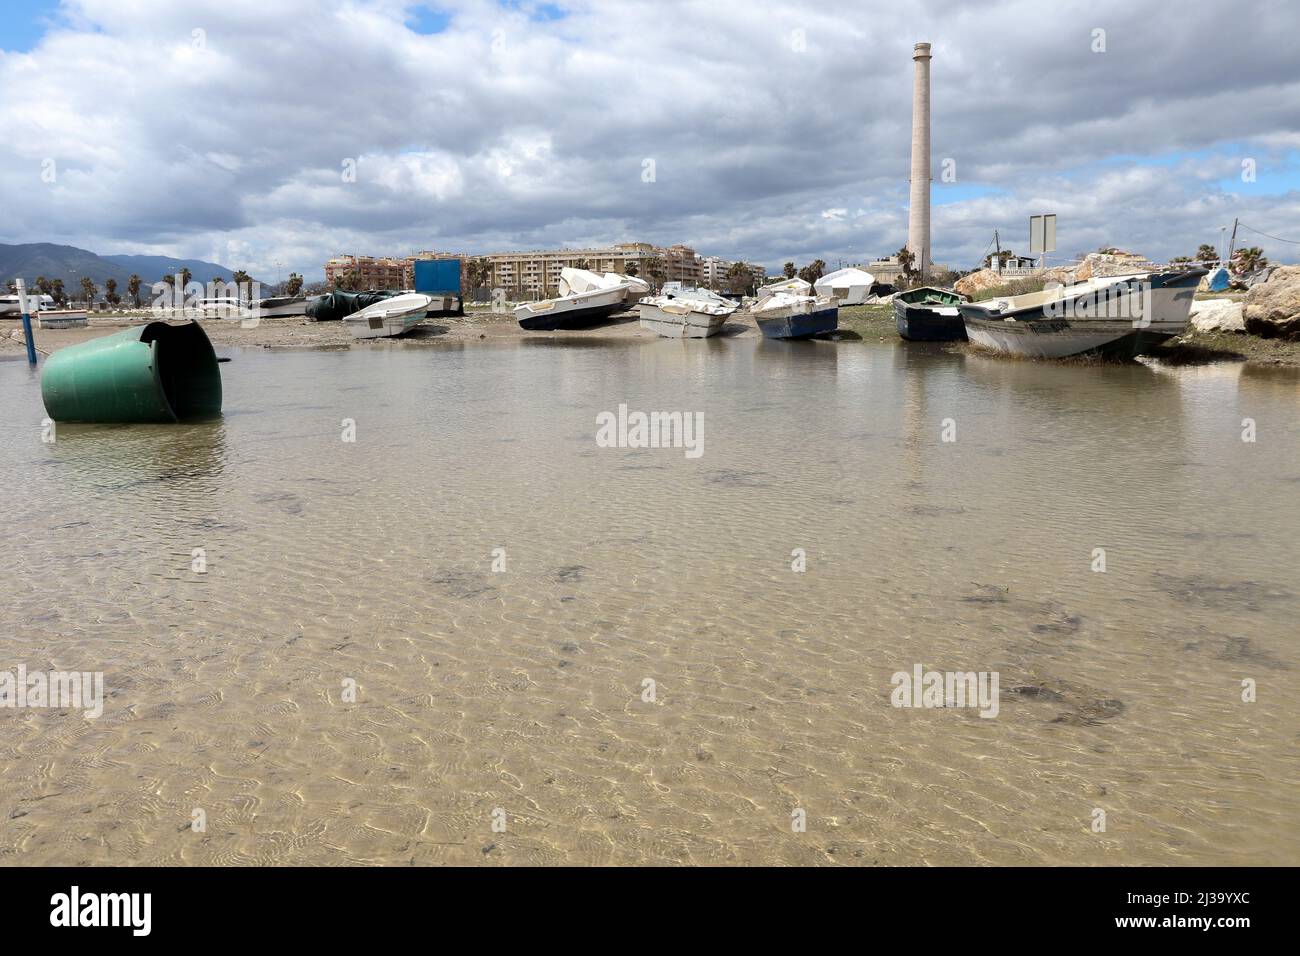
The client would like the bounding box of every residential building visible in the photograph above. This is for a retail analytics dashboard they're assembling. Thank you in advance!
[325,243,765,297]
[324,255,406,290]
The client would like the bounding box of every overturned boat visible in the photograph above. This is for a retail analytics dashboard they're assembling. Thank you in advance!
[638,284,738,338]
[894,286,967,342]
[344,293,435,339]
[959,270,1206,359]
[250,295,309,318]
[514,268,638,331]
[751,292,838,339]
[813,268,876,305]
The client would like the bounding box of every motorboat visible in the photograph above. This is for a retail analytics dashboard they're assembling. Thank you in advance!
[751,292,838,339]
[344,293,435,339]
[638,284,737,338]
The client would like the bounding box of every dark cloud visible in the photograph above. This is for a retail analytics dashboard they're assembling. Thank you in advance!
[2,0,1297,279]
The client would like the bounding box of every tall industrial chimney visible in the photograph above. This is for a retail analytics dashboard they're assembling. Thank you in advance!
[907,41,932,280]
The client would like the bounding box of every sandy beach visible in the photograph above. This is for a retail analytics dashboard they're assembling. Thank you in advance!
[5,302,1296,366]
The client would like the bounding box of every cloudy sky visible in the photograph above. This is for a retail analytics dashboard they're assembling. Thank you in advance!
[2,0,1298,281]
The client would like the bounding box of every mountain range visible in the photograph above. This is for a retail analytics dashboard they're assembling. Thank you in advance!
[1,242,245,291]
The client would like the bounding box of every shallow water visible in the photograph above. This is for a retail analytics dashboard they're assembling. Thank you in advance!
[1,339,1297,865]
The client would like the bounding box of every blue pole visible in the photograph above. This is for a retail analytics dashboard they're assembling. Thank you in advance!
[16,278,37,365]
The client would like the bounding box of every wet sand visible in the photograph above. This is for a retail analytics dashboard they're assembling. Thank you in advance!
[4,304,1295,366]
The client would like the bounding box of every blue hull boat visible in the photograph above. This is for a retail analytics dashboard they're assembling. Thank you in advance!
[754,304,839,339]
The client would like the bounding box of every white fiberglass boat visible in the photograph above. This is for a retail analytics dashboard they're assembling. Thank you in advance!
[959,270,1206,359]
[344,293,435,339]
[813,268,876,305]
[751,292,838,339]
[638,285,737,338]
[757,276,812,298]
[515,268,638,330]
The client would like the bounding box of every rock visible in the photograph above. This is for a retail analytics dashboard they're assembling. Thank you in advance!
[1188,298,1245,333]
[1073,250,1153,282]
[1243,264,1300,340]
[953,269,1006,298]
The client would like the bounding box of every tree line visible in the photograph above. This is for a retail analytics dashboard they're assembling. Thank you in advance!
[5,269,304,307]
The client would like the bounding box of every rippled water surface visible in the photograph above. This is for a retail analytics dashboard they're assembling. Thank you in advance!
[2,339,1298,865]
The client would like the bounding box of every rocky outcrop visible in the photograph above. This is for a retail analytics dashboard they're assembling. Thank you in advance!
[1243,265,1300,340]
[1189,298,1245,333]
[953,268,1005,299]
[1073,250,1153,282]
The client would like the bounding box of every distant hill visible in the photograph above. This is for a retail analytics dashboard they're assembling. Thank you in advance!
[1,242,243,291]
[102,254,240,285]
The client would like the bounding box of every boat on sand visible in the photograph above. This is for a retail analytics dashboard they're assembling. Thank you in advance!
[344,293,435,339]
[638,285,737,338]
[751,292,838,339]
[894,286,967,341]
[958,270,1206,359]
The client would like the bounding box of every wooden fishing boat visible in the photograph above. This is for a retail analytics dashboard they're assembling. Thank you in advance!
[894,286,967,341]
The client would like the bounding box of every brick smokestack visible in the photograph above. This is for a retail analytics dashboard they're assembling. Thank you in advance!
[907,42,932,279]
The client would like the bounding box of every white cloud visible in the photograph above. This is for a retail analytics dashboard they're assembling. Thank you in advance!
[1,0,1298,281]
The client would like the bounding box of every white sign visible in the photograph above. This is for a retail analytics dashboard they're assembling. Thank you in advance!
[1029,214,1057,254]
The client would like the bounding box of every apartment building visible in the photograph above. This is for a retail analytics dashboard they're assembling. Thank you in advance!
[324,255,406,290]
[326,243,765,297]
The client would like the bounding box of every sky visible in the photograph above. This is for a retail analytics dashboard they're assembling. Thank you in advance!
[2,0,1299,281]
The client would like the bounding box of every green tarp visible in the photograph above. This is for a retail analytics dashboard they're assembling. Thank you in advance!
[306,290,400,322]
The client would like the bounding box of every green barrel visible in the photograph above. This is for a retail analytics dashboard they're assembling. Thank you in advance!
[41,321,223,423]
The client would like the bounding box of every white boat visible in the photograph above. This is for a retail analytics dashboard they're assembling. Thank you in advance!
[751,292,838,339]
[813,268,876,305]
[959,270,1206,359]
[638,285,737,338]
[757,277,812,297]
[344,293,435,339]
[514,268,637,330]
[187,296,254,320]
[250,295,308,318]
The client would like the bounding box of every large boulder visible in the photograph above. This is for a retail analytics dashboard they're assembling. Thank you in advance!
[1243,265,1300,340]
[1074,250,1153,282]
[1188,298,1245,333]
[953,268,1005,299]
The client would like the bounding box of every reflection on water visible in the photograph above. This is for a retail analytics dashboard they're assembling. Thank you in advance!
[1,339,1297,865]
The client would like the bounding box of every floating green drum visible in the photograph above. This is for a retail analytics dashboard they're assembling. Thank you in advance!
[41,321,223,423]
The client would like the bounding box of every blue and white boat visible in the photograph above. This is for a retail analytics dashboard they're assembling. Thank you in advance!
[751,292,838,339]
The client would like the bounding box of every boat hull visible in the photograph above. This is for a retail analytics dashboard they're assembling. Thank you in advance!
[754,306,838,339]
[894,302,967,341]
[959,271,1203,359]
[516,301,626,331]
[638,302,727,338]
[345,312,427,339]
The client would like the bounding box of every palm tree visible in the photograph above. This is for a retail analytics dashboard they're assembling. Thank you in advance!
[782,262,796,279]
[80,276,97,305]
[896,246,918,286]
[127,274,142,307]
[51,278,66,305]
[231,269,251,295]
[1231,247,1267,274]
[725,261,755,296]
[105,278,120,305]
[1196,244,1219,266]
[286,272,304,296]
[624,261,639,277]
[797,259,827,285]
